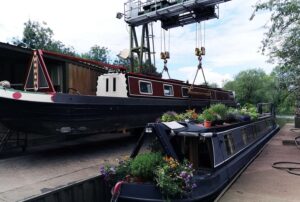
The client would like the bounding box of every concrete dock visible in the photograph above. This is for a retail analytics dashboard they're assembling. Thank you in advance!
[0,133,135,202]
[219,123,300,202]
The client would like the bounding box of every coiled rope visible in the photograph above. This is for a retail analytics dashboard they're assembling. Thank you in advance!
[272,128,300,176]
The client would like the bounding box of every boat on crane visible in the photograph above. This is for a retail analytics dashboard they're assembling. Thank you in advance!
[0,0,234,140]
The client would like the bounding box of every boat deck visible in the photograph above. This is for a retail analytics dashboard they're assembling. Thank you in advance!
[219,123,300,202]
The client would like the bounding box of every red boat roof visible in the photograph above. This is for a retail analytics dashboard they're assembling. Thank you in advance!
[42,50,127,71]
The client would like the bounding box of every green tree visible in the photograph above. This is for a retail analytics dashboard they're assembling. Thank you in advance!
[253,0,300,107]
[224,69,271,105]
[13,20,76,55]
[81,45,110,63]
[224,68,295,114]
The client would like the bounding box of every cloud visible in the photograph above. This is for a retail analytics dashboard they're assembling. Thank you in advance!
[0,0,274,85]
[166,66,233,87]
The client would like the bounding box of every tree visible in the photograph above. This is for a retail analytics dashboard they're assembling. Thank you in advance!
[114,57,162,77]
[253,0,300,107]
[13,20,76,55]
[224,68,295,114]
[81,45,110,63]
[224,69,271,105]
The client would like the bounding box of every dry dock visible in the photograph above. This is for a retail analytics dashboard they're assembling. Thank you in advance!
[219,123,300,202]
[0,133,135,202]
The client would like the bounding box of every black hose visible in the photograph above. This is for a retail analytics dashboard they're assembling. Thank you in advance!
[272,161,300,176]
[272,129,300,176]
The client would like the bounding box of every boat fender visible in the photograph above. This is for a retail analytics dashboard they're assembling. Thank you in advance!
[111,181,124,202]
[0,80,11,88]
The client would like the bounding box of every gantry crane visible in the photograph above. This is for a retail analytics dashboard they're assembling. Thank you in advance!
[122,0,230,73]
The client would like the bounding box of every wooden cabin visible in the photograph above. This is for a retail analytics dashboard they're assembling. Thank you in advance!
[0,42,123,95]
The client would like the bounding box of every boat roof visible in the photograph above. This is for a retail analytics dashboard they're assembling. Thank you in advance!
[0,42,126,71]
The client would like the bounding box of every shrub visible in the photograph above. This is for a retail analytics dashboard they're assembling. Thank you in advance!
[201,109,216,121]
[155,157,196,199]
[130,152,163,180]
[161,111,179,122]
[210,104,228,120]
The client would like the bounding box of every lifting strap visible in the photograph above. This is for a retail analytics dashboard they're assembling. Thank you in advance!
[190,56,207,90]
[161,59,171,79]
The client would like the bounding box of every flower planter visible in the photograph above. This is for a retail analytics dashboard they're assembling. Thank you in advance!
[204,120,212,128]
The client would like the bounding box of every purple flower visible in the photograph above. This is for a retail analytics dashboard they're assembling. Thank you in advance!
[180,171,188,178]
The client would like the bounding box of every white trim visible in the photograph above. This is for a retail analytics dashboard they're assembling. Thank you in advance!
[0,87,54,103]
[163,84,174,96]
[181,87,189,97]
[138,80,153,95]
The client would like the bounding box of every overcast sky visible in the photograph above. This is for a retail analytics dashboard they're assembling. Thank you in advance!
[0,0,272,86]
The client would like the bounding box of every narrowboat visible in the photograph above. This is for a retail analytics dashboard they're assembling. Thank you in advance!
[114,104,279,201]
[0,49,235,136]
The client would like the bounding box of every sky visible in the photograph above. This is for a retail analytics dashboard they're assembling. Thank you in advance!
[0,0,273,87]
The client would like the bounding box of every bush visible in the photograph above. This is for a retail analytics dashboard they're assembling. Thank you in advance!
[210,104,228,120]
[130,152,163,180]
[155,157,195,198]
[202,109,216,121]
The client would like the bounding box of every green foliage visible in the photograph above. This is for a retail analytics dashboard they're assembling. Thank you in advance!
[240,105,259,121]
[201,109,216,122]
[130,152,163,180]
[224,68,295,114]
[210,104,227,120]
[196,114,204,123]
[161,110,199,122]
[12,20,76,56]
[115,159,132,182]
[224,69,268,105]
[155,157,195,199]
[81,45,110,63]
[161,111,180,122]
[253,0,300,108]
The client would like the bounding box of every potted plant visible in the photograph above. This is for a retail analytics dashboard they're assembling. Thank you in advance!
[100,152,196,200]
[210,104,227,125]
[225,107,238,123]
[201,109,215,128]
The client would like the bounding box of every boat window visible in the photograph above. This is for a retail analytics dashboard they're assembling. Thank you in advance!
[139,81,153,94]
[113,77,116,92]
[181,87,189,97]
[163,84,174,96]
[106,78,109,92]
[224,134,235,156]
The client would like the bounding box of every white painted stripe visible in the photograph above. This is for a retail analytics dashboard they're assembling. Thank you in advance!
[0,87,54,103]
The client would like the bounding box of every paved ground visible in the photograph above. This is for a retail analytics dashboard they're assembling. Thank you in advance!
[0,133,136,202]
[219,123,300,202]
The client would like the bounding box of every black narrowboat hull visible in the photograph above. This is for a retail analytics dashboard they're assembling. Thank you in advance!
[116,118,279,201]
[0,89,235,136]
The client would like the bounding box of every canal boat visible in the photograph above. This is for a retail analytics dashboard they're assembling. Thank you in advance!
[0,50,235,136]
[115,104,279,201]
